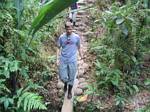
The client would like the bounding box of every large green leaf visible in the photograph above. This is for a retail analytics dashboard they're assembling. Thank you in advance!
[30,0,78,36]
[14,0,24,29]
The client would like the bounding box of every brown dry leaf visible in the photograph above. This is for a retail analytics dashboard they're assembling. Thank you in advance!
[77,94,88,102]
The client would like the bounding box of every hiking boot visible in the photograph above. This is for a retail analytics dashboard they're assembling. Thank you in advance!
[73,22,78,27]
[67,85,73,99]
[64,82,67,93]
[67,92,72,99]
[70,19,73,23]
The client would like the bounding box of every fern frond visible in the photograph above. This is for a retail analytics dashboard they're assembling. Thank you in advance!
[17,92,47,111]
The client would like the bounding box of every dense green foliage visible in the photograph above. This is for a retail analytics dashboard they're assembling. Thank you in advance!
[89,0,150,111]
[0,0,68,111]
[0,0,150,112]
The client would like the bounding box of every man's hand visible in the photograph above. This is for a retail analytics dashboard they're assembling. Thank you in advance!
[56,48,60,66]
[80,54,85,62]
[78,47,85,62]
[56,59,59,66]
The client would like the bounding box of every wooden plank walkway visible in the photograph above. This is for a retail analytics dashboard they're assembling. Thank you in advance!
[61,79,79,112]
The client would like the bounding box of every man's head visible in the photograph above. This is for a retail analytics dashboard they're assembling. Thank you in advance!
[65,22,73,35]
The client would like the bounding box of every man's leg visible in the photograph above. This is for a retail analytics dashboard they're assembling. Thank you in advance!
[59,63,68,93]
[69,12,73,23]
[64,82,67,93]
[68,84,73,99]
[67,62,77,99]
[72,11,77,26]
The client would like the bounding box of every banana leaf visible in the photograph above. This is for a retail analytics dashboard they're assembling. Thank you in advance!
[14,0,23,29]
[30,0,78,36]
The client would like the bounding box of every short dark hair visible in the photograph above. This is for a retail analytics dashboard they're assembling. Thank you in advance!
[65,22,73,29]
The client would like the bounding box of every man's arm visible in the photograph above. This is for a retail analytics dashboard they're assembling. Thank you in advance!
[56,36,62,66]
[77,36,84,60]
[56,47,60,66]
[78,47,83,60]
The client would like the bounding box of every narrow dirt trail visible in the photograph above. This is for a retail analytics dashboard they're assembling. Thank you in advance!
[60,0,93,112]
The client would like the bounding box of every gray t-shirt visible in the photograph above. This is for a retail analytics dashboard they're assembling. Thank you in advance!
[57,32,80,63]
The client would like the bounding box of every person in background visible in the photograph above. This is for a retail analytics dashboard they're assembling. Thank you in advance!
[40,0,48,5]
[56,22,83,99]
[69,2,78,27]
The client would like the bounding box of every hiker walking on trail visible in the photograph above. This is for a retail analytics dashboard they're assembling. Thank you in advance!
[57,22,83,99]
[69,2,78,27]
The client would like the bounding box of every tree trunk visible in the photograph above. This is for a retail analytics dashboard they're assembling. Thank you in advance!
[10,72,17,95]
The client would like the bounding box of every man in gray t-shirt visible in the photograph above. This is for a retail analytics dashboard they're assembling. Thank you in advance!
[57,22,83,99]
